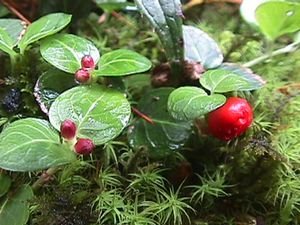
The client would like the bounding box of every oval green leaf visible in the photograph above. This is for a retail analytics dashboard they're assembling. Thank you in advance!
[128,88,192,159]
[40,34,100,73]
[18,13,72,52]
[200,69,255,93]
[218,63,266,90]
[49,85,131,145]
[0,174,11,198]
[168,86,226,121]
[0,19,25,46]
[93,49,151,77]
[0,27,16,56]
[183,25,223,69]
[0,118,76,172]
[34,69,77,114]
[0,185,33,225]
[135,0,184,63]
[256,1,300,40]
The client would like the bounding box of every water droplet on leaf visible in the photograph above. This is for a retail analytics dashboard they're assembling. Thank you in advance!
[286,10,294,16]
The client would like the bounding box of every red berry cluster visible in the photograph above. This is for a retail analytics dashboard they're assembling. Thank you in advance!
[60,119,95,155]
[207,97,253,141]
[75,55,95,84]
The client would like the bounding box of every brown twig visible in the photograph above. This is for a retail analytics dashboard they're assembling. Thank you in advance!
[0,0,31,24]
[131,107,155,125]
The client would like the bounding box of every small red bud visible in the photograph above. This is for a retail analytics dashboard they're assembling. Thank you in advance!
[60,119,77,140]
[81,55,95,69]
[207,97,253,141]
[74,138,95,155]
[75,69,90,83]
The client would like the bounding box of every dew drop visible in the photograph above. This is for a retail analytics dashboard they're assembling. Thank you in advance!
[286,10,294,16]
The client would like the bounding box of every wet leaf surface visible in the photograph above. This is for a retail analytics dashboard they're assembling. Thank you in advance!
[128,88,192,158]
[49,84,131,145]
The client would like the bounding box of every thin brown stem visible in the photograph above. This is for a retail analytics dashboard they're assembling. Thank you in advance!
[0,0,31,24]
[132,107,155,125]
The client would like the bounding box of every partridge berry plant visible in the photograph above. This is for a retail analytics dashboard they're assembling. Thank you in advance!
[0,12,152,172]
[0,0,282,171]
[128,0,265,158]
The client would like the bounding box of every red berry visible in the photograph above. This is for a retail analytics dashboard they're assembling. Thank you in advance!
[74,138,95,155]
[75,69,90,83]
[81,55,95,69]
[207,97,253,141]
[60,119,77,140]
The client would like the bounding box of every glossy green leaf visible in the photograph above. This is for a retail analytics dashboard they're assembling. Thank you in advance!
[93,49,151,76]
[95,0,135,12]
[0,185,33,225]
[128,88,192,159]
[0,174,11,198]
[0,27,16,56]
[200,69,255,93]
[135,0,184,64]
[256,1,300,40]
[0,118,76,172]
[183,25,223,69]
[34,69,77,114]
[0,19,25,46]
[49,85,131,145]
[168,86,226,121]
[218,63,266,90]
[18,13,72,52]
[40,34,100,73]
